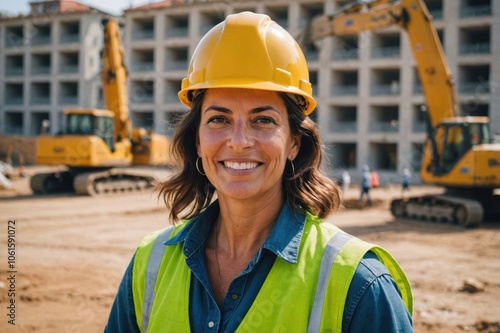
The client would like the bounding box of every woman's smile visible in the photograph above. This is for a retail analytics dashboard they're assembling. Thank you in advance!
[222,161,260,171]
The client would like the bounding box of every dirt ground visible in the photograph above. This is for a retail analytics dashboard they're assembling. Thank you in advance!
[0,166,499,333]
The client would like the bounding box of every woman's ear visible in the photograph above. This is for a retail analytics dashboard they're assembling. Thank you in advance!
[289,133,302,160]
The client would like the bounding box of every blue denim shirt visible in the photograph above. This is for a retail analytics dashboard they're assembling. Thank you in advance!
[105,202,412,332]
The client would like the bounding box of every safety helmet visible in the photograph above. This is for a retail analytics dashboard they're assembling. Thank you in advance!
[178,11,316,115]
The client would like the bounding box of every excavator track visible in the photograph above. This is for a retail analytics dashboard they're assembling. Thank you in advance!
[30,171,74,194]
[391,194,483,228]
[73,168,153,195]
[30,168,155,196]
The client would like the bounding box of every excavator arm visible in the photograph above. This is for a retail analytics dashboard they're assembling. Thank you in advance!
[304,0,458,127]
[101,18,130,143]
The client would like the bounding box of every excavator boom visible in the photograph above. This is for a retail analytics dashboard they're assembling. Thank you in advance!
[307,0,457,127]
[101,18,130,143]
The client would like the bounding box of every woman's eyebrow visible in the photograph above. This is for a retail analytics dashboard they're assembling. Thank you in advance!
[250,106,280,114]
[203,105,280,114]
[203,105,230,114]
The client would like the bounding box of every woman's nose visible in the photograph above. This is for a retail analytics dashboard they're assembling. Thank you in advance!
[227,121,254,150]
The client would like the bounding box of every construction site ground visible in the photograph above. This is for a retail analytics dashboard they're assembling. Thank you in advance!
[0,165,499,333]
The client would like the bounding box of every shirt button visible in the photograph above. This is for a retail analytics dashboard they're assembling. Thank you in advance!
[231,293,238,300]
[208,321,215,328]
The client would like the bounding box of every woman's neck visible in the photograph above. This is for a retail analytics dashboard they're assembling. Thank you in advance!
[215,194,284,258]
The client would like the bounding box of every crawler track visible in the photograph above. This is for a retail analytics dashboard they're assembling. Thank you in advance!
[391,194,483,227]
[30,168,155,196]
[30,171,74,194]
[73,169,153,195]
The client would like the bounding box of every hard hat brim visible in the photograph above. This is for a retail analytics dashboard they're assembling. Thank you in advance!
[178,82,316,115]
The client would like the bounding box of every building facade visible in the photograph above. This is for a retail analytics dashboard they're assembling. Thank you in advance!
[1,0,498,182]
[0,0,108,136]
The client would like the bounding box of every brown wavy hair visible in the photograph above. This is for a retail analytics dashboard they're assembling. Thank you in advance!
[156,90,341,223]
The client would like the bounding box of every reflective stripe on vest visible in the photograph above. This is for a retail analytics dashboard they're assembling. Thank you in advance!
[307,232,352,332]
[141,229,382,333]
[142,226,175,333]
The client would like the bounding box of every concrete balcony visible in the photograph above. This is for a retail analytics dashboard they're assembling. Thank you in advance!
[5,97,24,105]
[165,26,189,38]
[31,66,51,75]
[59,95,79,105]
[131,94,154,104]
[5,68,24,76]
[371,46,401,59]
[459,43,490,55]
[369,120,399,133]
[459,81,490,95]
[164,60,188,72]
[60,34,80,44]
[371,84,400,96]
[460,5,491,18]
[59,64,79,74]
[31,96,51,105]
[329,121,357,133]
[4,126,23,135]
[332,48,359,61]
[331,85,358,96]
[132,30,154,40]
[131,62,154,72]
[31,35,51,46]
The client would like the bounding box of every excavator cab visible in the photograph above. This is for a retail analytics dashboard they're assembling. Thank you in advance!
[433,117,491,174]
[64,109,115,152]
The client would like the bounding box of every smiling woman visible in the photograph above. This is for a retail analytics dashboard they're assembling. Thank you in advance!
[105,11,413,333]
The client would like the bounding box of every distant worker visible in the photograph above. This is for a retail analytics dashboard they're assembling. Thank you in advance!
[402,167,412,194]
[359,164,373,207]
[105,12,412,332]
[342,170,351,192]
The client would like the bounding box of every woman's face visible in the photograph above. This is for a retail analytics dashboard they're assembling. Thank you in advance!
[197,88,300,202]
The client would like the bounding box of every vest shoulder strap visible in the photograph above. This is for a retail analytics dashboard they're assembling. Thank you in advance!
[308,232,412,332]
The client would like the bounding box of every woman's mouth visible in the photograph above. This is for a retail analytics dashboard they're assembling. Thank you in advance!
[224,161,259,170]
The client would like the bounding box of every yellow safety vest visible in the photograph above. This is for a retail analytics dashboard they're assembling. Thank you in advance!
[132,212,412,332]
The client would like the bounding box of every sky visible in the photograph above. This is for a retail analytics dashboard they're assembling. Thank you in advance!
[0,0,155,16]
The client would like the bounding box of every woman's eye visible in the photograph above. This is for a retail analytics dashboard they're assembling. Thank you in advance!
[207,116,227,124]
[255,116,276,124]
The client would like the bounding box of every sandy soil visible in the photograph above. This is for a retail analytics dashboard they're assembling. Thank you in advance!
[0,166,499,333]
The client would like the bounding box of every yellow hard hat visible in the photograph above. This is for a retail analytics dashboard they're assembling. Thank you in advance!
[178,11,316,115]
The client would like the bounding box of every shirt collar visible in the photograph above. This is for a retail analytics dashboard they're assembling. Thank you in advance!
[165,200,306,264]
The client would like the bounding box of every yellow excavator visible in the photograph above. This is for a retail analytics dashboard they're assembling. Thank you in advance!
[31,18,174,195]
[302,0,500,226]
